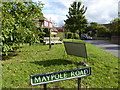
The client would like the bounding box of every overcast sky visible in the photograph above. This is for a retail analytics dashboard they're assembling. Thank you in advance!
[33,0,119,26]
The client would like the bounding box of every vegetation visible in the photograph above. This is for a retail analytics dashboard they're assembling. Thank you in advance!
[85,22,99,37]
[65,32,80,39]
[85,22,111,37]
[1,39,118,88]
[64,1,88,38]
[109,18,120,36]
[1,2,44,55]
[56,32,65,40]
[97,25,111,37]
[1,1,119,89]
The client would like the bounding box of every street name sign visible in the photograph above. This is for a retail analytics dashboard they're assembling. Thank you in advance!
[31,67,91,86]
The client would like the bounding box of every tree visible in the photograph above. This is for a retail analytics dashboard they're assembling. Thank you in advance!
[1,2,44,55]
[118,12,120,18]
[64,1,88,38]
[97,25,111,37]
[85,22,99,36]
[109,18,120,36]
[85,22,111,37]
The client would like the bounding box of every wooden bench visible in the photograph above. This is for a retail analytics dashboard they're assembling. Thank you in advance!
[43,37,62,45]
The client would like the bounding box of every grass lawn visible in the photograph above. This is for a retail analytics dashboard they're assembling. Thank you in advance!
[1,39,119,88]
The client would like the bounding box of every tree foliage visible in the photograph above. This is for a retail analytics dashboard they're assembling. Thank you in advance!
[64,1,88,37]
[97,25,111,37]
[109,18,120,36]
[85,22,99,36]
[85,22,111,37]
[1,2,44,55]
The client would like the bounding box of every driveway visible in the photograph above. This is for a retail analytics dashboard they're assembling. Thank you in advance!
[84,40,120,58]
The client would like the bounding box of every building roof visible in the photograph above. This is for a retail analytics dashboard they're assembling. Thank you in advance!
[39,20,52,23]
[54,27,64,32]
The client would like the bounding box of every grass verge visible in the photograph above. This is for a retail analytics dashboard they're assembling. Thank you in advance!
[1,39,119,88]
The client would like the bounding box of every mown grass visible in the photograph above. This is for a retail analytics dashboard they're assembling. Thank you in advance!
[1,39,119,88]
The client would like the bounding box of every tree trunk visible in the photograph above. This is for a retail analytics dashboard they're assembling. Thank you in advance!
[79,32,82,39]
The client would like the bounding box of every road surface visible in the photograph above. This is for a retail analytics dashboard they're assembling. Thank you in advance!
[84,40,120,58]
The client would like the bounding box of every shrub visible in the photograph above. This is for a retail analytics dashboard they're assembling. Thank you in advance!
[65,32,73,39]
[110,18,120,36]
[97,25,111,37]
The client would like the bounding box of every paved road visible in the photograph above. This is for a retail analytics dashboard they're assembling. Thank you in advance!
[84,40,120,58]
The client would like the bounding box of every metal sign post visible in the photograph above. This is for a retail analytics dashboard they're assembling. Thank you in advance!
[44,84,47,90]
[78,78,81,90]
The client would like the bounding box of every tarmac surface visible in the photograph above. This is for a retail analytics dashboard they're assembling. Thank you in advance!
[84,40,120,58]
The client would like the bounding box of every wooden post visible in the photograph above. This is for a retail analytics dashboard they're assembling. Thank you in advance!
[44,84,47,90]
[49,28,51,50]
[78,78,81,90]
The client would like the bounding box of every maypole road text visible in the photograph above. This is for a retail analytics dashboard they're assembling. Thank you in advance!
[31,67,91,86]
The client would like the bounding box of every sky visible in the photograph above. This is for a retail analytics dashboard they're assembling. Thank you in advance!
[33,0,119,27]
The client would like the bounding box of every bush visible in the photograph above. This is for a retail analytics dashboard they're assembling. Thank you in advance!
[97,25,111,37]
[73,33,80,39]
[56,32,65,39]
[65,32,80,39]
[110,18,120,36]
[65,32,73,39]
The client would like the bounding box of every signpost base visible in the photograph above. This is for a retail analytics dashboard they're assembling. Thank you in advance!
[44,84,47,90]
[78,78,81,90]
